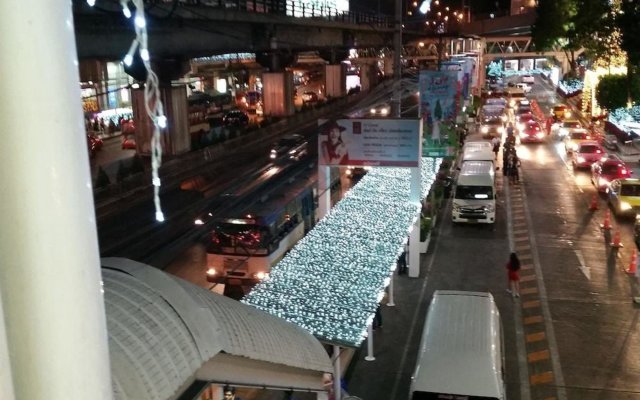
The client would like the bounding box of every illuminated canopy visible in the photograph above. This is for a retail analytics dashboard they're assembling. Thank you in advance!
[243,157,442,348]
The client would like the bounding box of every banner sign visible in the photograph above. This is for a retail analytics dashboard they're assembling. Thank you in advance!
[318,118,421,167]
[418,70,459,143]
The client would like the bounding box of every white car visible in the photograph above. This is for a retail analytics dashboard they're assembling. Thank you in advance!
[551,119,583,139]
[521,74,535,84]
[516,83,532,93]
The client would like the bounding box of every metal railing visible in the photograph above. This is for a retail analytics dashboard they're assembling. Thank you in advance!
[147,0,393,27]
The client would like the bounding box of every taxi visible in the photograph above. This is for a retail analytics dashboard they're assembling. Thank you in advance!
[563,128,592,152]
[591,155,632,192]
[607,178,640,217]
[516,113,536,132]
[519,121,545,143]
[552,104,571,120]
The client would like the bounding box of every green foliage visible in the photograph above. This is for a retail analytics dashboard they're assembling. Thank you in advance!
[95,167,111,189]
[595,74,640,110]
[420,216,432,242]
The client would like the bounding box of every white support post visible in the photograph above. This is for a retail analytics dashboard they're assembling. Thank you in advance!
[333,345,342,400]
[0,291,15,400]
[365,324,376,361]
[408,156,422,278]
[0,1,113,399]
[387,276,396,307]
[318,166,332,220]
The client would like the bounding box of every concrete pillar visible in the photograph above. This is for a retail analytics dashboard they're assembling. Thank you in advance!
[262,71,295,117]
[132,85,190,156]
[324,64,346,99]
[0,0,113,398]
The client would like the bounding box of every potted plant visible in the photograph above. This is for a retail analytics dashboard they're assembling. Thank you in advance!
[420,216,432,253]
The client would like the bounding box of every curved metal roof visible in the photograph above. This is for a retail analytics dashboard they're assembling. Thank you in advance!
[101,258,331,400]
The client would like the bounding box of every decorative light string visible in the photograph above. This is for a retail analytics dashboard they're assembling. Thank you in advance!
[243,157,442,347]
[88,0,167,222]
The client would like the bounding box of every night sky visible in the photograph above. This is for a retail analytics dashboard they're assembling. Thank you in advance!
[349,0,511,16]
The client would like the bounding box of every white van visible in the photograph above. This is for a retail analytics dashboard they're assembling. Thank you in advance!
[410,291,505,400]
[452,160,496,223]
[462,141,493,154]
[462,147,495,166]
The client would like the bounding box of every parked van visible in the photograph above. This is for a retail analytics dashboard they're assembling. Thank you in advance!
[462,141,493,154]
[410,291,505,400]
[452,160,496,223]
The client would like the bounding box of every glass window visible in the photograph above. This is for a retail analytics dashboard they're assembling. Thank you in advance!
[621,184,640,197]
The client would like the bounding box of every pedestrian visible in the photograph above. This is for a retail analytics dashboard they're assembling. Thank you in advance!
[397,250,407,275]
[373,305,383,330]
[491,136,501,159]
[506,252,521,298]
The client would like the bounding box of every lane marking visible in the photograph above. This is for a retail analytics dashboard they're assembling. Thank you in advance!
[528,349,550,363]
[521,286,538,295]
[523,300,541,309]
[524,315,544,325]
[575,249,591,280]
[526,332,546,343]
[505,170,532,400]
[520,274,536,283]
[530,371,554,385]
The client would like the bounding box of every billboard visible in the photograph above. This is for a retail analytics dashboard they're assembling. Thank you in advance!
[419,70,459,142]
[318,119,421,167]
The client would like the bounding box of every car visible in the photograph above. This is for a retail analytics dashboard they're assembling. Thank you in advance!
[269,134,309,161]
[521,74,535,84]
[223,110,249,126]
[121,135,136,150]
[479,118,504,139]
[519,121,545,143]
[552,119,582,139]
[551,104,571,120]
[345,166,372,179]
[516,100,531,114]
[591,156,632,192]
[516,82,532,93]
[369,104,390,116]
[571,141,606,169]
[301,91,319,103]
[563,129,593,152]
[516,113,536,132]
[607,178,640,217]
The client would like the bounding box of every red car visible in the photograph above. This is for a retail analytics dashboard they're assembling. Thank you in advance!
[516,113,536,132]
[518,121,545,143]
[571,141,606,169]
[87,133,103,158]
[122,136,136,150]
[591,155,632,191]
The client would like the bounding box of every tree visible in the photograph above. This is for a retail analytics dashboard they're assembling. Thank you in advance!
[617,0,640,105]
[595,74,640,111]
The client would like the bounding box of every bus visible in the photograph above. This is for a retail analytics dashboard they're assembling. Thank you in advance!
[202,166,341,298]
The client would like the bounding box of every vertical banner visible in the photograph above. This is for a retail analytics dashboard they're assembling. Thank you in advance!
[419,70,459,146]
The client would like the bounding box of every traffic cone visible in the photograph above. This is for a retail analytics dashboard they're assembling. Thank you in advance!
[610,229,624,248]
[589,194,599,211]
[600,210,612,230]
[626,249,638,274]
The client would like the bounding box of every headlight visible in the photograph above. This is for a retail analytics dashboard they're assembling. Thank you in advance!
[498,127,505,133]
[536,132,544,138]
[517,123,524,130]
[559,128,568,137]
[206,268,216,276]
[481,126,489,133]
[270,153,277,159]
[346,169,352,176]
[254,271,268,280]
[194,219,204,225]
[380,108,389,116]
[577,156,586,163]
[599,177,609,187]
[565,111,572,118]
[370,108,376,114]
[600,156,608,162]
[620,201,632,211]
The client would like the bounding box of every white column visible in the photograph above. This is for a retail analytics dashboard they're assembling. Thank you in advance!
[387,276,396,307]
[317,391,329,400]
[333,345,342,400]
[365,324,376,361]
[0,291,15,400]
[408,137,422,278]
[318,166,332,220]
[0,1,113,399]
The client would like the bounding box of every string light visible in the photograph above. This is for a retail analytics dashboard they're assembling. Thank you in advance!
[121,0,132,18]
[86,0,96,6]
[243,158,442,347]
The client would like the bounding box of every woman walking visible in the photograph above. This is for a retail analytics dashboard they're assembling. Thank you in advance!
[506,252,521,298]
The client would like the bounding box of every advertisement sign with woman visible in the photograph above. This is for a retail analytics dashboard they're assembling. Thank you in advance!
[318,119,421,167]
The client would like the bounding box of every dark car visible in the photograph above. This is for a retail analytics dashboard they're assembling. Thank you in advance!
[591,155,632,192]
[223,110,249,126]
[269,134,309,161]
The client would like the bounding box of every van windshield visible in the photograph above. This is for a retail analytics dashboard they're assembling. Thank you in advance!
[455,185,493,200]
[412,392,499,400]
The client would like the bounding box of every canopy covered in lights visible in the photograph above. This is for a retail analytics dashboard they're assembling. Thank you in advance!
[243,157,442,348]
